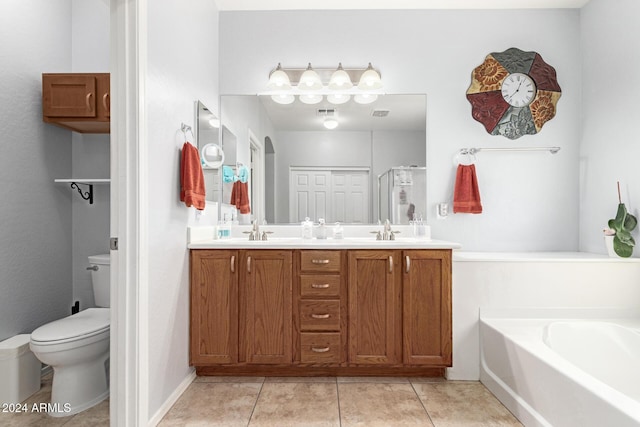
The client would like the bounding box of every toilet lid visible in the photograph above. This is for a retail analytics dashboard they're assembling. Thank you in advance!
[31,308,110,343]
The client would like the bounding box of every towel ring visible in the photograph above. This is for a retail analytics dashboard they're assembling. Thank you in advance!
[181,123,194,142]
[454,151,476,166]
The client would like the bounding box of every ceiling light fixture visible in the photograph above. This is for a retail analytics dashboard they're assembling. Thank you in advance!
[323,117,339,130]
[265,63,382,106]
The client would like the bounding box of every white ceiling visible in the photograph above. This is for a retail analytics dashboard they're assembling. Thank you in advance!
[214,0,590,11]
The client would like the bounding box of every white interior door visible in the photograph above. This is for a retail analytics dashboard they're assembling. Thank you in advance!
[290,167,369,223]
[289,169,331,223]
[331,170,370,223]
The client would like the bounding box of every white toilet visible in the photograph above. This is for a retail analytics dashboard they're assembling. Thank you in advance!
[30,254,110,417]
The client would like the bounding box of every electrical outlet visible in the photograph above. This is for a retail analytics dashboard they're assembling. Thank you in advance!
[437,203,448,219]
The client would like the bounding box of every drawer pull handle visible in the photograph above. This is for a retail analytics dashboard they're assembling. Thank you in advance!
[86,92,93,109]
[311,259,330,264]
[247,256,251,273]
[311,346,330,353]
[230,255,235,273]
[389,255,393,273]
[311,283,330,289]
[311,313,330,319]
[405,255,411,273]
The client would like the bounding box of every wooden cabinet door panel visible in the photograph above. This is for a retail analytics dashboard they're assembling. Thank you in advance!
[348,250,401,365]
[190,250,238,365]
[403,250,452,366]
[243,250,293,364]
[43,74,97,117]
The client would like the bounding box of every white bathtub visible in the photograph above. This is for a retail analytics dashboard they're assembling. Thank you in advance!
[480,309,640,427]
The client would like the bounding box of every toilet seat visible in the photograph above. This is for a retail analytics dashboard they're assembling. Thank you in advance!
[31,308,110,346]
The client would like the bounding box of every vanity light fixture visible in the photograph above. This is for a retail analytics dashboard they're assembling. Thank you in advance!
[354,93,378,105]
[299,93,323,105]
[265,63,383,106]
[327,93,351,105]
[318,108,339,130]
[298,63,323,90]
[328,63,353,90]
[357,63,383,90]
[267,63,292,90]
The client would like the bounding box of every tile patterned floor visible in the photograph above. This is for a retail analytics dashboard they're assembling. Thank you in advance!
[160,376,523,427]
[1,375,522,426]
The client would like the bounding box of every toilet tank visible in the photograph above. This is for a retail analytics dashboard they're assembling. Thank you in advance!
[88,254,110,308]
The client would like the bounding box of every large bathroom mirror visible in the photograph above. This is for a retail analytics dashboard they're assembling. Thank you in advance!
[196,100,223,203]
[216,94,426,225]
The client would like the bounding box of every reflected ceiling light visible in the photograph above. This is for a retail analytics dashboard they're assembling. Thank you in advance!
[298,63,322,90]
[299,93,323,105]
[323,117,339,130]
[271,93,295,105]
[328,63,353,90]
[209,117,220,128]
[267,63,292,90]
[327,93,351,105]
[357,63,382,90]
[354,93,378,105]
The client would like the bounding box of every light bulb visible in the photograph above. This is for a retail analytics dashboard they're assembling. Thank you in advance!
[323,118,338,130]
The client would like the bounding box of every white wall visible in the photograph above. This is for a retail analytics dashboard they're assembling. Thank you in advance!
[0,0,73,341]
[71,0,111,310]
[579,0,640,256]
[219,9,582,251]
[145,0,219,421]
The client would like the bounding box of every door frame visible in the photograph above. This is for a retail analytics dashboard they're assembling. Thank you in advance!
[110,0,148,425]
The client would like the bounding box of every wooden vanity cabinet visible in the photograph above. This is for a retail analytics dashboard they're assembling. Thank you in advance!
[296,250,347,365]
[190,247,452,375]
[348,250,402,365]
[240,250,293,364]
[42,73,110,133]
[190,250,238,365]
[402,250,452,366]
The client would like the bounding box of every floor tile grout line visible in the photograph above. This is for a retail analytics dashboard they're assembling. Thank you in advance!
[335,378,342,427]
[246,377,266,427]
[410,381,437,427]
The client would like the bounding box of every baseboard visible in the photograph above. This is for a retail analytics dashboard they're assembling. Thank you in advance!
[147,368,196,426]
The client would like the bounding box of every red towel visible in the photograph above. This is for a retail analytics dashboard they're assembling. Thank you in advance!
[453,164,483,214]
[180,142,205,210]
[230,181,251,214]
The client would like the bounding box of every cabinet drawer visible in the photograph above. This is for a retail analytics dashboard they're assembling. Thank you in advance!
[300,333,341,363]
[300,251,341,272]
[300,300,340,331]
[300,275,340,298]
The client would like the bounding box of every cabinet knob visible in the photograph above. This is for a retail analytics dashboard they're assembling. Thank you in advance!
[311,346,330,353]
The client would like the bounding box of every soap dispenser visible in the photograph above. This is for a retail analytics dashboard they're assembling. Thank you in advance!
[301,217,313,239]
[316,218,327,239]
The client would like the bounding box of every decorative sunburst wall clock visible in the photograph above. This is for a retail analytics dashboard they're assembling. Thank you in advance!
[466,47,561,140]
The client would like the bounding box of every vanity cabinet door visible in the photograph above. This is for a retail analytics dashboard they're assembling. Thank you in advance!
[402,250,452,366]
[190,250,238,365]
[241,250,293,364]
[348,250,401,365]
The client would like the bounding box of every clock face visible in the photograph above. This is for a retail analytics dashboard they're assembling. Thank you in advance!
[501,73,537,107]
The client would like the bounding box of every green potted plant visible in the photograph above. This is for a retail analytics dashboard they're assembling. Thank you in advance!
[604,182,637,258]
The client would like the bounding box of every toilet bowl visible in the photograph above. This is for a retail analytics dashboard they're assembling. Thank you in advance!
[30,254,110,417]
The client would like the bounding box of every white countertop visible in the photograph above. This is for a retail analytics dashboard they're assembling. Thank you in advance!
[187,224,461,250]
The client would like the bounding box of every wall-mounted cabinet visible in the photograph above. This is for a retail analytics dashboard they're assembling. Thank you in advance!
[42,73,110,133]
